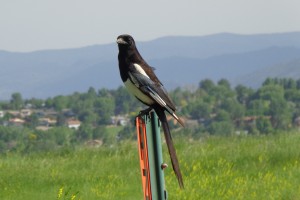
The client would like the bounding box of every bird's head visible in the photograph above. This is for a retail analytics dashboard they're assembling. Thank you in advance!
[116,34,136,50]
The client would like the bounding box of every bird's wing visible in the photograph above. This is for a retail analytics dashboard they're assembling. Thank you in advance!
[128,68,184,126]
[129,63,175,107]
[128,69,173,108]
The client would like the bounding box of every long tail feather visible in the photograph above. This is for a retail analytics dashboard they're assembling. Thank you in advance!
[154,107,184,188]
[164,106,185,127]
[170,112,185,127]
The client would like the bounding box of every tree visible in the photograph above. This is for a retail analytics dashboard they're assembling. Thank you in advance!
[247,99,269,116]
[98,88,111,97]
[25,113,39,128]
[93,126,108,140]
[205,109,235,135]
[284,89,300,102]
[256,117,273,134]
[85,87,98,99]
[214,110,231,122]
[25,98,44,108]
[199,79,215,92]
[114,86,137,114]
[218,79,231,89]
[52,95,69,111]
[46,127,74,146]
[186,100,211,120]
[44,98,54,108]
[78,110,98,125]
[263,77,276,86]
[118,124,135,140]
[220,98,245,120]
[56,113,67,126]
[76,123,93,141]
[209,85,235,102]
[10,92,23,110]
[297,79,300,89]
[269,98,292,130]
[95,97,115,125]
[208,121,234,135]
[235,84,254,105]
[257,84,284,101]
[285,78,297,89]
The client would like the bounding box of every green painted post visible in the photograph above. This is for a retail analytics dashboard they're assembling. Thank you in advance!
[143,110,167,200]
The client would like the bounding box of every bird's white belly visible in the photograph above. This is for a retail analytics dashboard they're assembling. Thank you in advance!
[124,79,154,105]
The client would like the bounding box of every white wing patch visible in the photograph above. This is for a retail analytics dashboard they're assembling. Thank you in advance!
[124,79,154,105]
[125,63,168,107]
[133,63,150,79]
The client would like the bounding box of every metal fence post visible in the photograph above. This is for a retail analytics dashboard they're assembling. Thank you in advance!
[136,110,167,200]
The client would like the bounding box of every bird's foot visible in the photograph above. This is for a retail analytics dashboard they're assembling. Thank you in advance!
[137,107,153,117]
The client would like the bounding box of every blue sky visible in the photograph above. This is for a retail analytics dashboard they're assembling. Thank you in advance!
[0,0,299,52]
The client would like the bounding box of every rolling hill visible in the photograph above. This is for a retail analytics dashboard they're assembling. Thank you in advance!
[0,32,300,99]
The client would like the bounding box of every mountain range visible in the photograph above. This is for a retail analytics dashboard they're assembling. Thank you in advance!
[1,32,300,100]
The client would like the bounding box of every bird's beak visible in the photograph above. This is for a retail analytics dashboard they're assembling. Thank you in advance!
[116,38,127,45]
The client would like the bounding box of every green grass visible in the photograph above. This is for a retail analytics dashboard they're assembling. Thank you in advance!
[106,125,123,135]
[1,132,300,200]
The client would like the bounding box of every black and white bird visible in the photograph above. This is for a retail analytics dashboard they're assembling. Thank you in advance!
[116,34,184,188]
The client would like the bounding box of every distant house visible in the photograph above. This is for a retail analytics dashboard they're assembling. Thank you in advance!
[9,118,25,126]
[111,115,129,126]
[43,110,58,118]
[36,126,52,131]
[20,109,32,117]
[67,119,81,130]
[235,116,271,127]
[7,110,20,117]
[62,109,76,117]
[0,111,4,118]
[38,117,57,127]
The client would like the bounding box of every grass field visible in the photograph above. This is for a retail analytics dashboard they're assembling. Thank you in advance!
[1,132,300,200]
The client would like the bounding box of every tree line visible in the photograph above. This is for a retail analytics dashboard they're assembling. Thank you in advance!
[1,77,300,153]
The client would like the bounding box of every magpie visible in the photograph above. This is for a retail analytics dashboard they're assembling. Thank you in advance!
[116,34,184,188]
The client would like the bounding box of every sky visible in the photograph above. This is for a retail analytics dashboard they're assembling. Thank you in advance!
[0,0,300,52]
